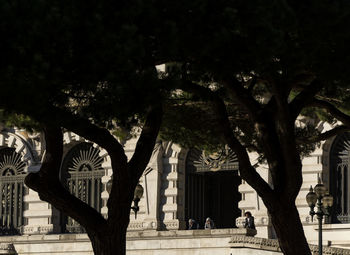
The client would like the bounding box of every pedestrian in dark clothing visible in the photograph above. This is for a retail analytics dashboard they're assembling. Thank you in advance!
[244,211,255,229]
[188,219,199,230]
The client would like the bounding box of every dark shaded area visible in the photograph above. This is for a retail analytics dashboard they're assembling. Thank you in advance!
[185,149,241,229]
[0,225,20,236]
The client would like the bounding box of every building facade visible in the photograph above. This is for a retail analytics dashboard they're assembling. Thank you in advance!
[0,123,350,253]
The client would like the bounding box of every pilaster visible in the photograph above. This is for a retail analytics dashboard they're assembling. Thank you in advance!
[158,142,187,230]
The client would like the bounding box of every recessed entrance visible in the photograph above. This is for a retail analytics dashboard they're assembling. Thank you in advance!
[185,149,241,229]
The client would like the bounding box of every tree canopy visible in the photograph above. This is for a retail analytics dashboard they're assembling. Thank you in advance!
[0,1,165,254]
[2,1,350,255]
[157,1,350,255]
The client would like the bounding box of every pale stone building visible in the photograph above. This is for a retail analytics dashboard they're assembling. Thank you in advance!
[0,124,350,254]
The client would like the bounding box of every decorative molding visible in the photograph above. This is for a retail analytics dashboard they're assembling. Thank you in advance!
[0,148,26,176]
[187,146,238,173]
[128,221,161,231]
[0,131,38,171]
[0,243,16,254]
[65,144,104,173]
[128,222,144,230]
[230,235,280,251]
[230,236,350,255]
[21,225,54,234]
[161,220,186,230]
[236,216,269,227]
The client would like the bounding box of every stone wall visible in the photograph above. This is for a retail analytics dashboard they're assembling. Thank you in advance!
[0,229,255,255]
[1,229,350,255]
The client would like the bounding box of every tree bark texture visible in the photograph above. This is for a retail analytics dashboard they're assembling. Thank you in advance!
[89,233,126,255]
[88,208,130,255]
[217,80,312,255]
[269,203,311,255]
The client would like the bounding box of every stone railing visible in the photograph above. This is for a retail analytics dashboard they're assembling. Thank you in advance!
[230,236,350,255]
[1,229,348,255]
[309,245,350,255]
[127,227,257,239]
[0,243,16,255]
[337,214,350,224]
[230,235,280,252]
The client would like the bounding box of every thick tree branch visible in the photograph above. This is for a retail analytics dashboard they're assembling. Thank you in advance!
[128,105,163,178]
[7,103,128,166]
[212,95,275,201]
[178,81,253,136]
[296,125,350,144]
[22,105,129,176]
[311,99,350,126]
[106,106,163,228]
[178,81,274,199]
[247,76,258,92]
[290,79,324,119]
[268,80,303,199]
[222,78,262,121]
[25,125,107,235]
[51,107,127,163]
[222,79,292,194]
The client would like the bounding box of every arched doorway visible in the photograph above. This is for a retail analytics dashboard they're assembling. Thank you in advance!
[0,147,26,231]
[60,142,105,232]
[330,132,350,223]
[185,148,241,229]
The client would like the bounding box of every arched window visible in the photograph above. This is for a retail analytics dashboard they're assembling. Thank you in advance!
[330,132,350,223]
[0,147,26,231]
[61,142,104,232]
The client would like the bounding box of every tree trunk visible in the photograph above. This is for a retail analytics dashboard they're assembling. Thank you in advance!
[88,183,132,255]
[89,232,127,255]
[270,203,311,255]
[88,215,129,255]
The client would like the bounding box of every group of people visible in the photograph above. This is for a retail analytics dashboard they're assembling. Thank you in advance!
[188,217,215,230]
[187,211,255,230]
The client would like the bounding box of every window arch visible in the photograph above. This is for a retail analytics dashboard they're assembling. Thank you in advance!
[61,142,104,232]
[0,147,26,231]
[330,132,350,223]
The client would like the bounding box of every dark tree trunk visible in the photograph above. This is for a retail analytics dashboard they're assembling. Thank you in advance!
[269,203,311,255]
[12,96,162,255]
[88,201,131,255]
[89,231,127,255]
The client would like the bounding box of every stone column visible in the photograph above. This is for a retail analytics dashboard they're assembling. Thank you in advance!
[100,148,112,218]
[22,163,58,234]
[158,142,187,230]
[128,141,164,230]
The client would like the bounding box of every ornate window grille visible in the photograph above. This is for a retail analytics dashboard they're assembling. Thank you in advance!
[0,147,26,234]
[330,132,350,223]
[61,142,104,233]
